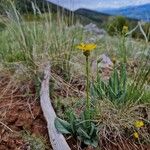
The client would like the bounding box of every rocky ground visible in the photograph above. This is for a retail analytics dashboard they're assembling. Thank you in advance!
[0,74,150,150]
[0,75,50,150]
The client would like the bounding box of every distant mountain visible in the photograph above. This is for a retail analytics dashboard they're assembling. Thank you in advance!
[96,4,150,22]
[45,2,111,26]
[75,8,110,25]
[45,2,112,26]
[45,1,139,26]
[40,1,94,25]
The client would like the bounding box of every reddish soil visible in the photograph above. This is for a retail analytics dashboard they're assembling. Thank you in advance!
[0,75,150,150]
[0,75,50,150]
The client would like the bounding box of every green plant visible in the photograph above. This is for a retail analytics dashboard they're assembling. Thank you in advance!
[76,43,97,119]
[0,2,79,79]
[93,64,127,104]
[106,16,128,36]
[55,110,98,147]
[126,59,150,103]
[22,131,48,150]
[121,26,129,63]
[55,43,98,148]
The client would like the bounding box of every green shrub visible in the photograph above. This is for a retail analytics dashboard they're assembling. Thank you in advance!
[55,109,98,148]
[106,16,150,41]
[93,64,127,104]
[106,16,129,36]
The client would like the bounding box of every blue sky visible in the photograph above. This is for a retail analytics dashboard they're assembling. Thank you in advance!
[47,0,150,10]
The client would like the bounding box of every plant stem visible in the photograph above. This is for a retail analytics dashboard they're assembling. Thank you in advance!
[122,36,127,63]
[86,55,90,119]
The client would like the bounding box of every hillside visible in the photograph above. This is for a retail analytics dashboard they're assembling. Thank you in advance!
[96,3,150,22]
[74,8,110,26]
[46,3,111,26]
[0,0,140,27]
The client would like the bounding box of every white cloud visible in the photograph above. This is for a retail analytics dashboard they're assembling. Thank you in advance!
[97,0,150,9]
[47,0,100,10]
[47,0,150,10]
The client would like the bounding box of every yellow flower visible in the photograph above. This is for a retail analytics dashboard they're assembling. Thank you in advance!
[133,132,139,139]
[122,25,128,34]
[134,120,144,128]
[76,43,96,52]
[112,57,117,64]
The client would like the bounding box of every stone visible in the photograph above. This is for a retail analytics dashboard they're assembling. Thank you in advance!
[92,54,113,80]
[84,23,106,35]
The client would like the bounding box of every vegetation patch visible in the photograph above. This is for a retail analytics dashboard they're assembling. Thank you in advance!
[0,1,149,150]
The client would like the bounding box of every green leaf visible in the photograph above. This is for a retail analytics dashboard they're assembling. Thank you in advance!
[84,139,98,147]
[90,83,98,102]
[121,63,127,90]
[54,118,71,134]
[113,68,119,93]
[69,112,77,135]
[81,111,89,128]
[89,123,96,136]
[77,127,90,139]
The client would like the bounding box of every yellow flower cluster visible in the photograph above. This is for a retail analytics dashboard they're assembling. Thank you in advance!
[77,43,96,52]
[134,120,144,128]
[133,132,139,139]
[133,120,144,139]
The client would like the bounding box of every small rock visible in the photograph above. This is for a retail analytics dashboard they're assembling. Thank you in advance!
[92,54,113,71]
[84,23,106,35]
[83,23,107,42]
[98,54,113,68]
[92,54,113,79]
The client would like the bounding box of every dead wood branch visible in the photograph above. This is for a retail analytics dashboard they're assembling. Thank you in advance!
[40,63,71,150]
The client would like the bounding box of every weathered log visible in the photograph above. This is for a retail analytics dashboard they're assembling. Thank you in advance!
[40,63,71,150]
